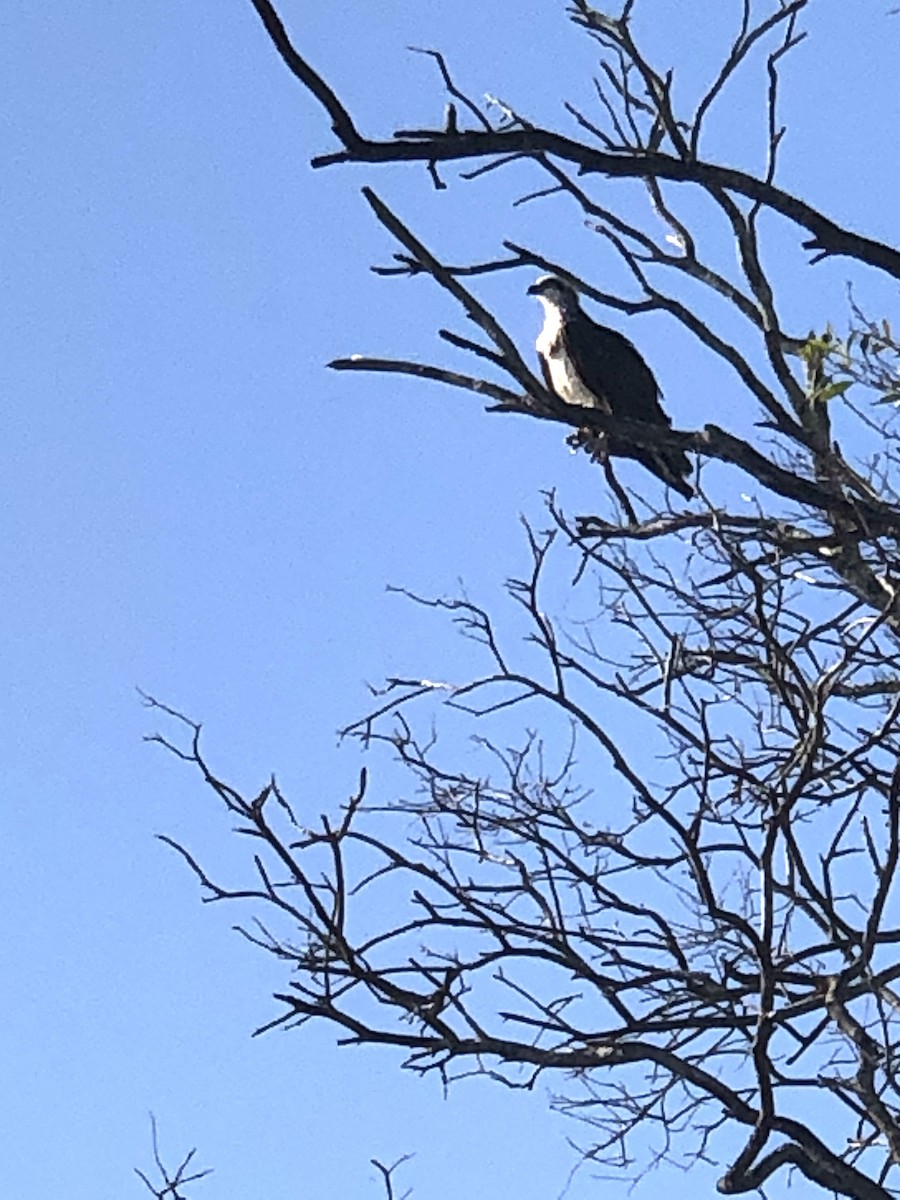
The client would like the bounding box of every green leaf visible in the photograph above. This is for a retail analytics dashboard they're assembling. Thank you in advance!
[815,380,852,402]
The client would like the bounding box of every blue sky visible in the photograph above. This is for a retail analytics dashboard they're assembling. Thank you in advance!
[3,2,900,1198]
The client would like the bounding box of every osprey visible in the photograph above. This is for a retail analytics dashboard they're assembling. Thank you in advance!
[528,275,693,499]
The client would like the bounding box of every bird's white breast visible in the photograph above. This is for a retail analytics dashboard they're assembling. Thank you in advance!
[536,302,606,410]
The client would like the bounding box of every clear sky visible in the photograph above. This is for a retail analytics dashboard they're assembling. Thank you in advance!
[3,2,899,1198]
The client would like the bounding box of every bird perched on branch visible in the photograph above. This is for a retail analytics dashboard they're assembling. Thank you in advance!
[528,274,693,499]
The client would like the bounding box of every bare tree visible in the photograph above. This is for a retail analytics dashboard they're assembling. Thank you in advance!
[133,1116,410,1200]
[150,3,900,1197]
[135,1116,212,1200]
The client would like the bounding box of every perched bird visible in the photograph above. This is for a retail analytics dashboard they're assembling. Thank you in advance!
[528,274,693,498]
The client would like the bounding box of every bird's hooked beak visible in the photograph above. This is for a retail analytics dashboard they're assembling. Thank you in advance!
[527,275,577,308]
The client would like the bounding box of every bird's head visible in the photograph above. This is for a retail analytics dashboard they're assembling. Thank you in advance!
[527,274,580,312]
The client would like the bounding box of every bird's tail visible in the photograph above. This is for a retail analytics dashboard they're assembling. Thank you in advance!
[634,446,694,499]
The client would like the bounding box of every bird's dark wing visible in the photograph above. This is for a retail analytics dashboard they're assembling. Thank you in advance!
[564,314,669,425]
[565,312,694,498]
